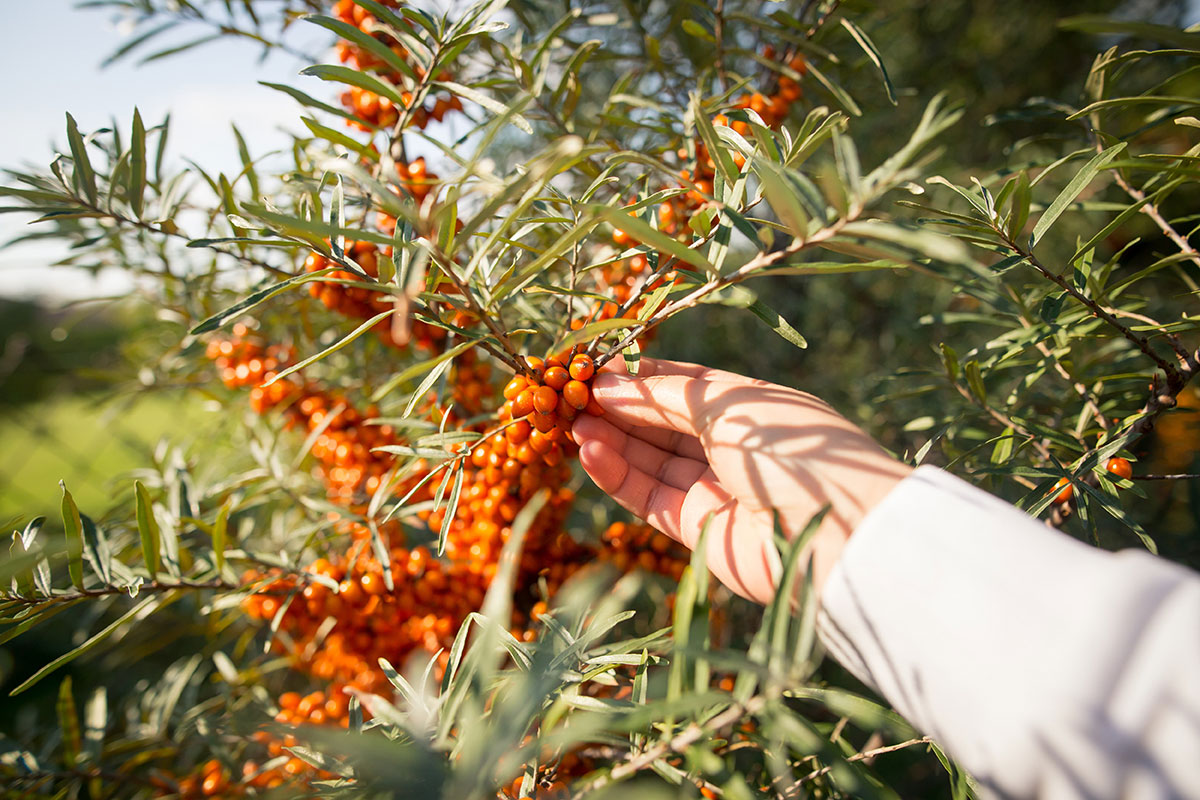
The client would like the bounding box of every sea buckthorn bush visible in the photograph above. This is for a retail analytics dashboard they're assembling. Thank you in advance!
[2,1,1199,798]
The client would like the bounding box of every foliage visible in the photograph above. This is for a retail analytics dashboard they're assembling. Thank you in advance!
[2,1,1199,797]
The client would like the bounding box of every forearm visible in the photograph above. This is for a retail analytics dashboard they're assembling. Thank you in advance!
[817,466,1200,799]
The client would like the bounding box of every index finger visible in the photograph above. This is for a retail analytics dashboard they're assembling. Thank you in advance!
[589,371,725,440]
[600,355,767,386]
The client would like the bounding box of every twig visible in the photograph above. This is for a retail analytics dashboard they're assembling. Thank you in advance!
[594,210,856,369]
[577,698,764,794]
[1136,473,1200,480]
[2,578,237,608]
[1000,232,1182,387]
[786,737,932,792]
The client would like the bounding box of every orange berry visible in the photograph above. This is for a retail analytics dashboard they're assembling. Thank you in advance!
[531,412,557,433]
[1106,457,1133,481]
[503,375,529,400]
[569,354,595,381]
[505,419,532,444]
[563,380,590,410]
[511,389,535,418]
[524,355,545,379]
[544,365,570,390]
[1053,477,1073,504]
[533,386,559,415]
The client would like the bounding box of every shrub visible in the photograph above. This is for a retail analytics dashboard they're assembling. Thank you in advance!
[2,1,1197,797]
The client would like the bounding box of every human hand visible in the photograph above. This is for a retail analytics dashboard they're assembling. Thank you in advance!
[571,358,912,603]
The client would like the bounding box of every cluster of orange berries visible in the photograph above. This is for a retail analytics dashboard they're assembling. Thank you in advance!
[332,0,464,132]
[1053,456,1135,504]
[497,352,601,466]
[165,759,238,798]
[206,324,295,391]
[305,240,448,352]
[199,328,693,794]
[244,549,484,693]
[587,51,807,333]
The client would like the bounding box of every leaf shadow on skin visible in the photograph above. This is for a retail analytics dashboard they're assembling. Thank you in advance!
[586,373,910,604]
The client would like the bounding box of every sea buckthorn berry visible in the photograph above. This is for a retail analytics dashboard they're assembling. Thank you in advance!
[585,397,604,416]
[524,355,546,379]
[556,394,578,421]
[544,365,570,391]
[1053,477,1073,504]
[569,354,595,381]
[511,389,536,418]
[563,380,590,410]
[503,375,529,400]
[1106,457,1133,481]
[528,429,554,454]
[534,386,559,415]
[531,411,557,433]
[505,419,531,444]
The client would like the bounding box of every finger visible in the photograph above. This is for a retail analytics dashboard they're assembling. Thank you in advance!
[574,410,707,462]
[677,485,780,605]
[601,356,765,385]
[578,438,684,537]
[590,372,722,440]
[573,415,708,491]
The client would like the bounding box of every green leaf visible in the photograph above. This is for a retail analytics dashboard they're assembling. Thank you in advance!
[1059,16,1200,50]
[65,113,97,205]
[593,205,715,275]
[305,14,418,83]
[840,18,897,105]
[964,360,987,403]
[130,108,147,217]
[681,19,715,42]
[58,677,81,768]
[300,64,409,110]
[11,593,166,696]
[80,515,113,587]
[1007,170,1032,241]
[212,501,230,576]
[372,339,480,402]
[747,299,807,350]
[60,481,84,590]
[264,308,396,387]
[189,267,339,335]
[437,466,465,556]
[1030,143,1126,246]
[433,81,532,134]
[135,482,162,582]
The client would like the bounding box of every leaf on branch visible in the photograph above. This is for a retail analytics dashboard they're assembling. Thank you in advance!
[1030,143,1126,246]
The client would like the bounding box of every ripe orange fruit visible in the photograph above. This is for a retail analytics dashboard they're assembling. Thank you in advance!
[544,365,570,390]
[1053,477,1073,504]
[503,375,528,400]
[511,389,535,418]
[534,386,558,415]
[569,354,595,382]
[563,380,590,410]
[1106,457,1133,480]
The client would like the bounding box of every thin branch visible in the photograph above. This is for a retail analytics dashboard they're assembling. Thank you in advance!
[2,578,237,608]
[787,737,932,792]
[577,698,764,795]
[1000,231,1181,386]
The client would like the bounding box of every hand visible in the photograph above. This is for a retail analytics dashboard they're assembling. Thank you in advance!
[571,357,912,603]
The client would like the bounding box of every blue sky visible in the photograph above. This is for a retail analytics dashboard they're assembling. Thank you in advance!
[0,1,314,298]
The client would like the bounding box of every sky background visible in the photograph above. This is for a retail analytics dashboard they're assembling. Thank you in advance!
[0,1,317,299]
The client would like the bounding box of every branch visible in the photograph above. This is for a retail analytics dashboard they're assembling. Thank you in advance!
[577,698,764,795]
[786,737,932,793]
[1000,231,1182,386]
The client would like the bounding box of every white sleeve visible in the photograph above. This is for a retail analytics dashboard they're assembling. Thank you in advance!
[817,465,1200,800]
